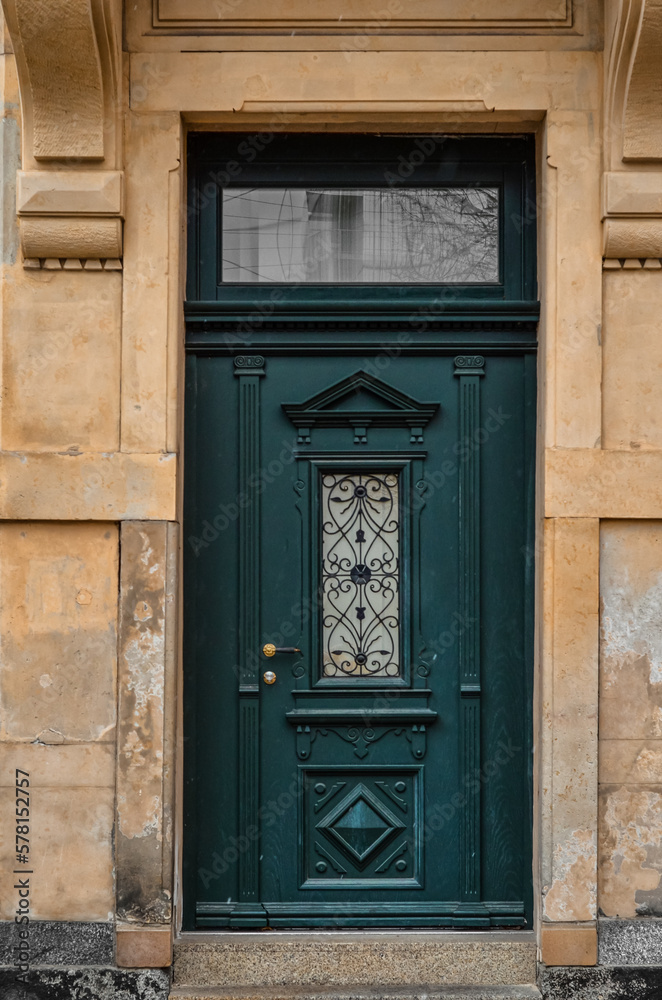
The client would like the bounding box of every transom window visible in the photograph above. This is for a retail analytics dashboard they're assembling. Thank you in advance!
[222,187,499,284]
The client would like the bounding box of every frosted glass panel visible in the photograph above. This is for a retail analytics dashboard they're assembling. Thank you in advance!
[321,472,400,678]
[222,187,499,283]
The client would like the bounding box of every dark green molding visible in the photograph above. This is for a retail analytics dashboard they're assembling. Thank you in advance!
[454,355,486,917]
[233,354,266,925]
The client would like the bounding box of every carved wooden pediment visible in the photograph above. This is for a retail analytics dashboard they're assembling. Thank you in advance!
[283,371,440,445]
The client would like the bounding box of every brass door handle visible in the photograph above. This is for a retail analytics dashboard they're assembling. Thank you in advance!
[262,644,301,657]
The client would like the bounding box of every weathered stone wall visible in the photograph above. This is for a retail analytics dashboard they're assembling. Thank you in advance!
[0,4,177,988]
[600,523,662,918]
[0,14,114,927]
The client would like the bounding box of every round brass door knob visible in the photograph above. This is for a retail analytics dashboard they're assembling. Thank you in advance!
[263,671,276,685]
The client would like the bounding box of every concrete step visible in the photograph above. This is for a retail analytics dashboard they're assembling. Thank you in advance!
[169,988,542,1000]
[173,933,537,990]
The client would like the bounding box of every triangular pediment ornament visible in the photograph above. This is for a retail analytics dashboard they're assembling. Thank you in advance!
[282,371,439,444]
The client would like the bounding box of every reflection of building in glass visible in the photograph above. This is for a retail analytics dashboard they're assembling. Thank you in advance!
[222,188,499,283]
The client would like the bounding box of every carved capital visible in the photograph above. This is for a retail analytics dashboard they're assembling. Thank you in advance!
[604,1,662,258]
[1,0,124,260]
[605,0,662,166]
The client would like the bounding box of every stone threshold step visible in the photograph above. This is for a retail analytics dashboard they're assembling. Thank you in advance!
[169,988,542,1000]
[173,936,537,988]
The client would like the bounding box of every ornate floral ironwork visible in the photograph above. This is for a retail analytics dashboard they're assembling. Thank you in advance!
[321,472,400,677]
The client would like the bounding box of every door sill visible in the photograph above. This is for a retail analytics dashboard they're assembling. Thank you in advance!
[176,929,536,941]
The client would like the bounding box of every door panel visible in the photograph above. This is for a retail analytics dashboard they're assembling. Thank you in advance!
[185,350,534,927]
[184,132,536,929]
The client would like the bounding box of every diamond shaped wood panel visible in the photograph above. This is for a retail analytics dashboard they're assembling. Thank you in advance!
[301,768,422,888]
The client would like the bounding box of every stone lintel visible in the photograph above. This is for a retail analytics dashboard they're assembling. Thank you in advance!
[0,452,176,520]
[540,923,597,967]
[545,449,662,518]
[129,49,600,115]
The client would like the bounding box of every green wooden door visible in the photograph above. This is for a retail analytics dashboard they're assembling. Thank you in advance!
[184,134,537,929]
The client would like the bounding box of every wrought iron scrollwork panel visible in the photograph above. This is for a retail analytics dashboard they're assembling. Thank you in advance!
[321,471,400,678]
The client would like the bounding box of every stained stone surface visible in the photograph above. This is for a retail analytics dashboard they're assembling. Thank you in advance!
[599,524,662,919]
[116,522,174,926]
[540,966,662,1000]
[0,919,113,966]
[599,918,662,966]
[0,967,170,1000]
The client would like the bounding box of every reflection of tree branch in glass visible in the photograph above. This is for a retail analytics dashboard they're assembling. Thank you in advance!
[222,188,499,284]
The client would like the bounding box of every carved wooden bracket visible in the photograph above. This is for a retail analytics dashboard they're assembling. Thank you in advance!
[1,0,124,261]
[604,0,662,258]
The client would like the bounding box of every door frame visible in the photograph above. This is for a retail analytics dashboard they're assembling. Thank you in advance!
[179,126,540,933]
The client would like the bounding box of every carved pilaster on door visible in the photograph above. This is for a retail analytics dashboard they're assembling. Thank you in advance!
[233,354,266,925]
[454,355,486,916]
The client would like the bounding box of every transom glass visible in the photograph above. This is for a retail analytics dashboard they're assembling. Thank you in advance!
[222,187,499,284]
